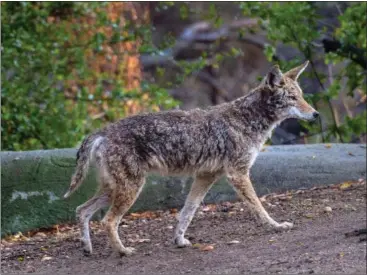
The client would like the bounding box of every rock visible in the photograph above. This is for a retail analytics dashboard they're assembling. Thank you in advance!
[324,206,332,213]
[26,265,36,273]
[33,232,47,239]
[227,240,240,245]
[41,255,53,261]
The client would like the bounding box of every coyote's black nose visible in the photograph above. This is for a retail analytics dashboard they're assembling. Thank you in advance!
[312,112,319,119]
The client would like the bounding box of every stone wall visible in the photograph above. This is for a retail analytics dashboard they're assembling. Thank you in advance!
[1,144,365,236]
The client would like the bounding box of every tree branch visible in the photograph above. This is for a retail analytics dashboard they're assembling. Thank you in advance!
[194,70,230,102]
[140,18,258,69]
[322,38,367,70]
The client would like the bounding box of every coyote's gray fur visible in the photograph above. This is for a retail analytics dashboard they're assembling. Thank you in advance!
[64,61,318,256]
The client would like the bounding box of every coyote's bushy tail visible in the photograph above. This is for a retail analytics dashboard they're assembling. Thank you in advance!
[63,135,104,199]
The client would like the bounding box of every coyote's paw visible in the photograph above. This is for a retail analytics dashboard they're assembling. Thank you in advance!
[119,247,136,257]
[81,239,92,256]
[274,221,294,231]
[174,236,192,248]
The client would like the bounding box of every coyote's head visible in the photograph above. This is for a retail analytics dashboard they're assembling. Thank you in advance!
[260,61,319,121]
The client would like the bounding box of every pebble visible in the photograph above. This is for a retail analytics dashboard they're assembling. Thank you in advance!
[227,240,240,245]
[26,265,36,273]
[34,232,47,239]
[324,206,332,213]
[41,255,53,261]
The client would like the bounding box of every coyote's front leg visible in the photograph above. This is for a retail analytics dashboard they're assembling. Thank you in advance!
[174,172,221,247]
[227,172,293,231]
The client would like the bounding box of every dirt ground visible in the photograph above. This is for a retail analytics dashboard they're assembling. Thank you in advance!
[2,180,366,275]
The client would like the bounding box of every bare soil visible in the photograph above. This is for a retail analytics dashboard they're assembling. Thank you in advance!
[2,180,366,275]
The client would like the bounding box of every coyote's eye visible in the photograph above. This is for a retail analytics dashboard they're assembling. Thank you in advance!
[288,95,297,101]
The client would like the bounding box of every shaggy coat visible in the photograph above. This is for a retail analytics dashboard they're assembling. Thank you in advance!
[64,61,318,256]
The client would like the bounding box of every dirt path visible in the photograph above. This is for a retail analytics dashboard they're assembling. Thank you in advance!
[2,180,366,274]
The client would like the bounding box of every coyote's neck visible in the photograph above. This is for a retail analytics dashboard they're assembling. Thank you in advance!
[232,89,281,142]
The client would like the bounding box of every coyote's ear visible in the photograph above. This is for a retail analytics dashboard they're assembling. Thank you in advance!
[264,65,284,88]
[284,60,309,81]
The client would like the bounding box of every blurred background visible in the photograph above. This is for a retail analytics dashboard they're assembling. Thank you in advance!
[1,2,366,151]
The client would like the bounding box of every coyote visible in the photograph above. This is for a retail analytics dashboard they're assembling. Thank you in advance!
[64,61,318,256]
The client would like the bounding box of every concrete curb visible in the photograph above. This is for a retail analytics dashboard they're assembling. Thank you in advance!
[1,144,366,236]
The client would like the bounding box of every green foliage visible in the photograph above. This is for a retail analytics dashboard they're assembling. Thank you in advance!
[2,2,89,150]
[240,2,366,143]
[1,2,177,151]
[2,2,365,151]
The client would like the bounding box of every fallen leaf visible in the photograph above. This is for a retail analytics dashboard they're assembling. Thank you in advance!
[200,245,215,251]
[339,182,352,190]
[138,238,151,243]
[268,239,276,243]
[325,144,332,148]
[129,213,142,218]
[348,152,355,156]
[18,256,24,262]
[170,208,178,214]
[304,213,314,219]
[192,243,202,249]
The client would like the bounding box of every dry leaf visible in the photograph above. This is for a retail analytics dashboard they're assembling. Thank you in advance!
[200,245,215,251]
[325,144,332,148]
[18,256,24,262]
[138,238,151,243]
[304,213,314,219]
[339,182,352,190]
[170,208,178,214]
[130,213,141,218]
